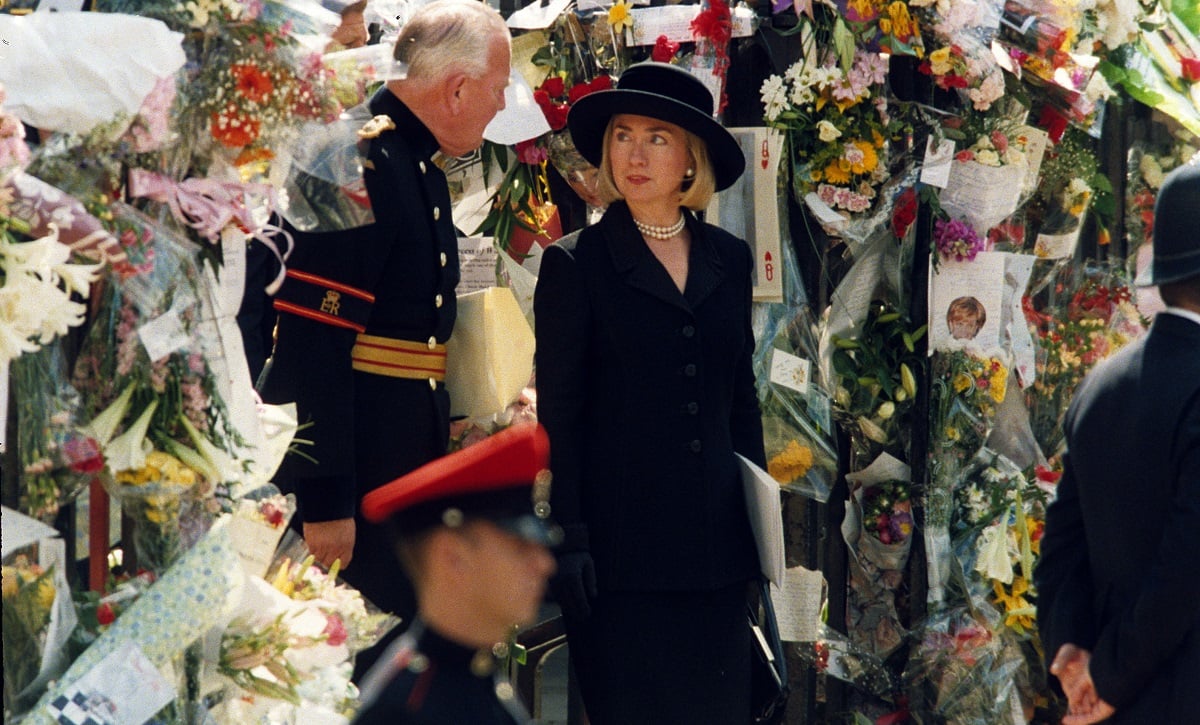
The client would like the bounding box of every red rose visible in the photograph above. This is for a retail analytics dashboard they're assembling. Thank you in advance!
[1182,57,1200,82]
[539,76,565,99]
[97,602,116,626]
[891,187,917,239]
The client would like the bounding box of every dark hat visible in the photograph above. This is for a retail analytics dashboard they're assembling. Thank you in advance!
[361,424,560,546]
[567,62,746,192]
[1136,160,1200,286]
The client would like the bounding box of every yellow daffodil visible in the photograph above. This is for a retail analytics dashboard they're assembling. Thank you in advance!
[608,0,632,35]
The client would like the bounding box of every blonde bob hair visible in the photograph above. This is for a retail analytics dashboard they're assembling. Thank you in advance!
[593,118,717,211]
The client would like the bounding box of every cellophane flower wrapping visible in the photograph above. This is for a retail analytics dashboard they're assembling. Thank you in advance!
[1021,262,1143,461]
[29,519,244,725]
[947,449,1046,638]
[752,229,838,503]
[1,540,76,721]
[903,603,1027,724]
[71,204,247,572]
[210,531,399,721]
[12,342,105,523]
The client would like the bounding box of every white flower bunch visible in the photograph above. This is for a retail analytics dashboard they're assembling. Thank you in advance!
[0,224,102,368]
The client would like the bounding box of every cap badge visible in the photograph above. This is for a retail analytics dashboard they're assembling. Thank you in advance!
[442,507,464,528]
[532,469,553,519]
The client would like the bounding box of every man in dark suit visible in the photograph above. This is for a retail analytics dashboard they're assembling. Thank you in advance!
[259,0,511,677]
[352,424,559,724]
[1035,161,1200,724]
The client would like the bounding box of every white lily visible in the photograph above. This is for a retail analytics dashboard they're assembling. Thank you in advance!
[104,400,158,473]
[80,383,135,446]
[164,438,220,484]
[179,414,236,484]
[53,258,103,299]
[973,519,1014,585]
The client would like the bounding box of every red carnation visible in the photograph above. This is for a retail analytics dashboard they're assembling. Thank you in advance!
[97,602,116,626]
[652,35,680,63]
[891,187,917,239]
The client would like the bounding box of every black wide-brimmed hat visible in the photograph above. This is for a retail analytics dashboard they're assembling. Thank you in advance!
[567,62,745,192]
[1137,160,1200,286]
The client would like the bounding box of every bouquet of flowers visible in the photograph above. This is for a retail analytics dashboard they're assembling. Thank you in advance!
[829,300,926,464]
[904,604,1028,724]
[948,449,1046,638]
[761,40,897,216]
[918,40,1007,111]
[1023,268,1142,459]
[927,349,1010,529]
[755,303,839,502]
[12,343,105,523]
[71,205,245,572]
[938,119,1033,234]
[2,554,73,718]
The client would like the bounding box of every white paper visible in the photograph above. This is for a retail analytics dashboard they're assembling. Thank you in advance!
[770,566,825,642]
[1033,229,1082,260]
[736,453,785,585]
[483,68,552,146]
[457,236,499,294]
[707,127,786,302]
[845,451,910,487]
[803,191,848,230]
[940,160,1025,233]
[1018,125,1049,197]
[505,0,573,29]
[0,14,186,135]
[769,349,811,395]
[44,641,175,725]
[928,252,1006,355]
[1004,253,1038,389]
[137,309,189,362]
[628,4,756,45]
[919,136,956,188]
[1,506,61,559]
[229,515,288,579]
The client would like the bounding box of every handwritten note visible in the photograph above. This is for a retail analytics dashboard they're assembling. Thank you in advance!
[771,566,825,643]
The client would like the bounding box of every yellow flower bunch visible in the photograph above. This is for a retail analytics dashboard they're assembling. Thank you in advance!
[768,440,815,484]
[1,556,55,610]
[114,450,199,488]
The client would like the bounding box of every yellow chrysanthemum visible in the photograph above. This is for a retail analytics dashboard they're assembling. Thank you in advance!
[990,366,1008,403]
[953,372,973,393]
[768,440,815,483]
[847,0,878,20]
[1,567,17,600]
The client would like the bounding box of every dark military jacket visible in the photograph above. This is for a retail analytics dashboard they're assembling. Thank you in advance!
[353,620,529,725]
[263,87,460,522]
[533,202,765,592]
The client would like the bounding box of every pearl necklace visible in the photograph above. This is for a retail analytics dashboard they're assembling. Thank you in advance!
[633,213,686,240]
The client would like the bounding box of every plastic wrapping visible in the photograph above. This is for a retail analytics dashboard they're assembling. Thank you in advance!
[2,544,77,720]
[903,603,1028,725]
[277,105,376,233]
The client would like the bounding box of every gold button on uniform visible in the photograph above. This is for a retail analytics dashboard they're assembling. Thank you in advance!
[440,252,448,267]
[429,377,438,390]
[435,294,443,308]
[433,206,441,221]
[419,160,427,174]
[427,336,437,349]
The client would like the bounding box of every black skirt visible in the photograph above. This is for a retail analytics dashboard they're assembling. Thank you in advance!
[563,581,755,724]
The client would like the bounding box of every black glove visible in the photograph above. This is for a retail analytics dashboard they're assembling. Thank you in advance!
[552,550,597,622]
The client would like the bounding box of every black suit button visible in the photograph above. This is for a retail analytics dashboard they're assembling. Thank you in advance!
[683,363,697,377]
[686,402,699,415]
[682,324,695,338]
[689,440,702,453]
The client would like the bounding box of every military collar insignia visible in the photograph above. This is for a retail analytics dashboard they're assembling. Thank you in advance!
[358,114,396,140]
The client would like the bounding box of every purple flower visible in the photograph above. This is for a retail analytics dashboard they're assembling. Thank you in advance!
[934,217,985,262]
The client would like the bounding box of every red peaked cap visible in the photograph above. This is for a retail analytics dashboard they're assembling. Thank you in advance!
[361,424,559,544]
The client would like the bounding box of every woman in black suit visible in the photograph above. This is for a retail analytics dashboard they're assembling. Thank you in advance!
[533,62,766,723]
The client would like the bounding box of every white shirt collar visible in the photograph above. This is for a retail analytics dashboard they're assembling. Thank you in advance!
[1161,306,1200,327]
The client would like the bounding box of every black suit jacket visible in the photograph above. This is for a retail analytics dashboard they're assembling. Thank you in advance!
[534,202,765,592]
[1035,311,1200,722]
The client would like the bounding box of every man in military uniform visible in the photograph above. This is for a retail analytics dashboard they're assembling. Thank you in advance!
[259,0,512,677]
[352,424,560,724]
